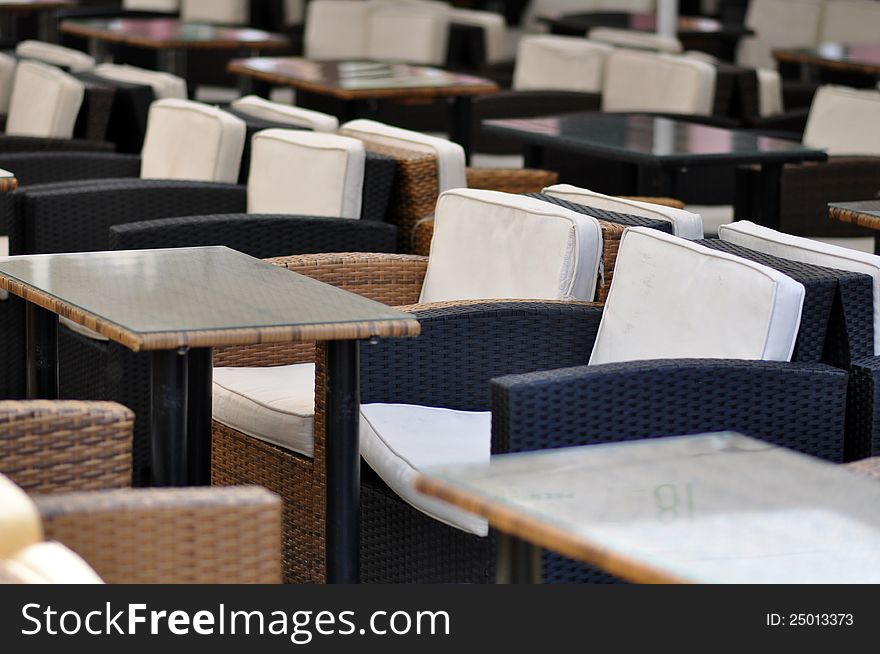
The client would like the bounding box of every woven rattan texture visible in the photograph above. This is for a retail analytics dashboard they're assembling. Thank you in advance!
[0,151,140,187]
[0,401,132,494]
[36,486,282,584]
[848,357,880,459]
[465,167,558,194]
[0,134,114,154]
[527,193,675,232]
[830,201,880,232]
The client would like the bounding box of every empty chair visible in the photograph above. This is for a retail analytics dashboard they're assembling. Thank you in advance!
[93,63,187,100]
[736,0,823,70]
[181,0,249,24]
[818,0,880,45]
[601,49,716,115]
[304,0,372,59]
[6,61,85,139]
[589,27,683,54]
[15,41,95,73]
[231,95,339,132]
[0,53,17,116]
[367,1,451,65]
[449,7,512,66]
[513,35,611,92]
[802,85,880,156]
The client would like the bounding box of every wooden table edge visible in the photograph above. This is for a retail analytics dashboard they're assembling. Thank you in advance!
[829,204,880,231]
[772,48,880,75]
[60,22,290,50]
[414,475,692,584]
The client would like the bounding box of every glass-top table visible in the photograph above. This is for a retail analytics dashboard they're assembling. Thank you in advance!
[483,113,828,228]
[416,433,880,583]
[0,0,75,42]
[0,246,420,584]
[829,200,880,254]
[774,43,880,80]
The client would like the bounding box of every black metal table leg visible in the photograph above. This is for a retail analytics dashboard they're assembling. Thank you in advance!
[187,347,213,486]
[496,534,542,584]
[449,95,474,165]
[523,144,544,170]
[324,339,361,584]
[26,304,58,400]
[757,162,783,229]
[151,348,189,487]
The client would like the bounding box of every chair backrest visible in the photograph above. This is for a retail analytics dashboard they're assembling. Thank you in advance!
[304,0,372,59]
[590,227,805,365]
[0,52,16,115]
[818,0,880,44]
[420,188,603,303]
[367,1,451,65]
[123,0,181,11]
[543,184,704,239]
[802,85,880,155]
[140,99,246,183]
[340,118,467,193]
[231,95,338,132]
[719,220,880,355]
[15,40,95,73]
[285,0,305,24]
[589,28,683,54]
[601,49,716,116]
[736,0,823,69]
[6,61,85,139]
[449,8,508,65]
[513,35,611,92]
[93,63,187,100]
[181,0,249,24]
[247,129,365,218]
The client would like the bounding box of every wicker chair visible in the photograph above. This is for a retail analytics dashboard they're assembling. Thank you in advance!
[0,400,281,584]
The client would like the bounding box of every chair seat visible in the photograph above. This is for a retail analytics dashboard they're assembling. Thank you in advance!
[360,403,490,536]
[213,364,316,458]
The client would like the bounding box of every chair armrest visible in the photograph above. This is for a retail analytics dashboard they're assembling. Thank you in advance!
[357,301,602,410]
[847,357,880,461]
[35,486,281,584]
[0,152,140,187]
[466,167,559,194]
[0,135,115,154]
[110,213,398,258]
[8,179,247,254]
[0,401,132,494]
[749,106,810,138]
[491,360,848,461]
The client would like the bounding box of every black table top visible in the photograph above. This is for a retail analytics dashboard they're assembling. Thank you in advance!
[539,11,753,39]
[483,113,828,167]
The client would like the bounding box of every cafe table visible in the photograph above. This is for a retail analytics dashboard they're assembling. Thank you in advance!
[416,432,880,583]
[483,112,828,228]
[227,57,499,161]
[774,43,880,83]
[829,200,880,254]
[0,246,420,584]
[60,17,289,76]
[0,0,74,43]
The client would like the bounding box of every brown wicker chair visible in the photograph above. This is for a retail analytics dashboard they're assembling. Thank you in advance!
[0,400,281,584]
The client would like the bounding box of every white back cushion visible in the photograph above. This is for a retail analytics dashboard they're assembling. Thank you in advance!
[802,85,880,155]
[449,8,508,64]
[737,0,823,69]
[232,95,338,132]
[719,220,880,354]
[420,189,603,303]
[93,63,187,99]
[123,0,180,10]
[284,0,305,24]
[181,0,248,24]
[15,40,95,73]
[819,0,880,44]
[513,35,611,92]
[140,99,246,183]
[6,542,103,584]
[590,227,805,365]
[304,0,372,59]
[247,129,365,218]
[0,474,42,559]
[340,118,467,192]
[6,61,85,139]
[589,28,683,53]
[757,68,784,116]
[0,53,17,114]
[602,49,716,115]
[544,184,704,239]
[367,2,451,65]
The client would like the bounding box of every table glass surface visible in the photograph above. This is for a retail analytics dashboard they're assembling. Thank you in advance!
[0,1,74,9]
[777,42,880,68]
[420,433,880,583]
[230,57,495,91]
[61,18,288,45]
[540,11,745,35]
[831,200,880,220]
[484,113,826,164]
[0,246,414,337]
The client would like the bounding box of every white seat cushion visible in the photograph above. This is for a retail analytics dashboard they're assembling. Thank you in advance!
[232,95,338,132]
[93,63,187,100]
[181,0,249,24]
[340,118,467,193]
[0,52,16,114]
[449,8,509,64]
[589,28,683,54]
[602,49,716,116]
[15,40,95,73]
[802,85,880,156]
[590,227,805,365]
[140,99,246,183]
[367,2,450,65]
[544,183,704,239]
[0,474,42,559]
[513,35,611,93]
[6,61,85,139]
[304,0,372,59]
[420,188,604,303]
[213,363,316,457]
[6,542,103,584]
[360,403,490,536]
[247,129,365,218]
[719,220,880,355]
